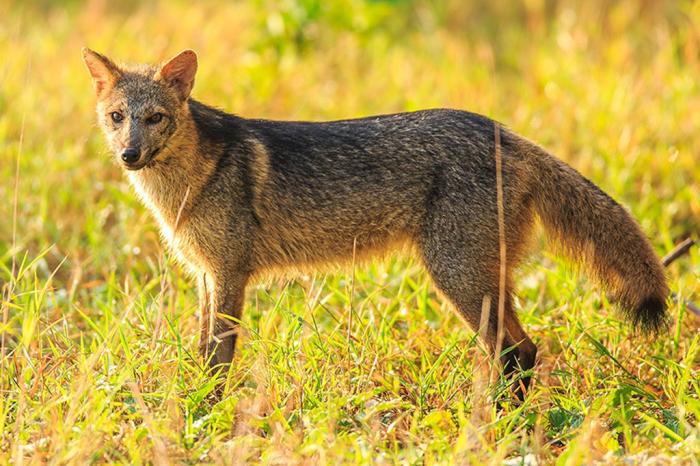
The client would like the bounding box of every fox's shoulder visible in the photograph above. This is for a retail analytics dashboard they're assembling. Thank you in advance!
[188,99,249,145]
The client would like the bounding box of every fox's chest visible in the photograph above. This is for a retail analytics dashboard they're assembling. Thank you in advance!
[147,203,207,276]
[156,212,219,279]
[128,174,211,276]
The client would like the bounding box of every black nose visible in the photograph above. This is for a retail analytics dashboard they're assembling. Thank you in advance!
[121,148,140,164]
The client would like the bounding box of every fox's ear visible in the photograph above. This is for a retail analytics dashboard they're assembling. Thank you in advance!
[82,48,121,98]
[156,50,197,101]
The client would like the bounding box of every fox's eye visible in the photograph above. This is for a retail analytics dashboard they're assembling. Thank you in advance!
[110,112,124,123]
[146,113,164,125]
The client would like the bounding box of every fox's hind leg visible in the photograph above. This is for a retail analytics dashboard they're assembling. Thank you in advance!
[502,297,537,399]
[419,217,536,400]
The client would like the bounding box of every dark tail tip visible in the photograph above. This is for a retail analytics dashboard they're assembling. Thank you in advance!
[632,296,668,333]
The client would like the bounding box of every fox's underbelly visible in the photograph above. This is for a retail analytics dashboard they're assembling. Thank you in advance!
[253,228,413,273]
[251,203,419,271]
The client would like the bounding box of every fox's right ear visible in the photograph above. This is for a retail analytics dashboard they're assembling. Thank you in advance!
[82,48,121,98]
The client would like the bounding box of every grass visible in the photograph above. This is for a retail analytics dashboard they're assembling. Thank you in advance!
[1,0,699,463]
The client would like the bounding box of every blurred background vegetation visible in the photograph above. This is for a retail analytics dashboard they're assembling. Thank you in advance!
[0,0,698,463]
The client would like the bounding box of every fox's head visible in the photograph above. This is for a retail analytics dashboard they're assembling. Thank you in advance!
[82,48,198,170]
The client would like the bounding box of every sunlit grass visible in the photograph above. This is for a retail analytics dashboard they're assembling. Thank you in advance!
[1,0,698,463]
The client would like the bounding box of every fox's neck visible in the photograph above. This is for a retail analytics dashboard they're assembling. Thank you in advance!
[126,113,216,232]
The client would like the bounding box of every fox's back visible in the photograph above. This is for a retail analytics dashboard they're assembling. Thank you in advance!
[247,108,500,173]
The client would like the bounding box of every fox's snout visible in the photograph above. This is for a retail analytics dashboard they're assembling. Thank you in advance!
[118,145,160,171]
[121,147,140,164]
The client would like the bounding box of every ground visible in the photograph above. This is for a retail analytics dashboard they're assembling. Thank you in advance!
[0,1,698,464]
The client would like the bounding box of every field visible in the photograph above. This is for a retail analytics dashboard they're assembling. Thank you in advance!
[1,0,699,464]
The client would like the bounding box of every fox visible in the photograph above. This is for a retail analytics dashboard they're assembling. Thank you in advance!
[83,48,668,399]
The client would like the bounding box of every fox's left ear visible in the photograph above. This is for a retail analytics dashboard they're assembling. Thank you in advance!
[82,48,121,98]
[156,50,198,101]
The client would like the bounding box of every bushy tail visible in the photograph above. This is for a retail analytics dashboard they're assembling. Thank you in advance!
[525,143,669,331]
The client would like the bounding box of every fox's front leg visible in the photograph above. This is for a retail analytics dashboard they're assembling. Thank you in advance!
[197,273,212,361]
[199,270,249,371]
